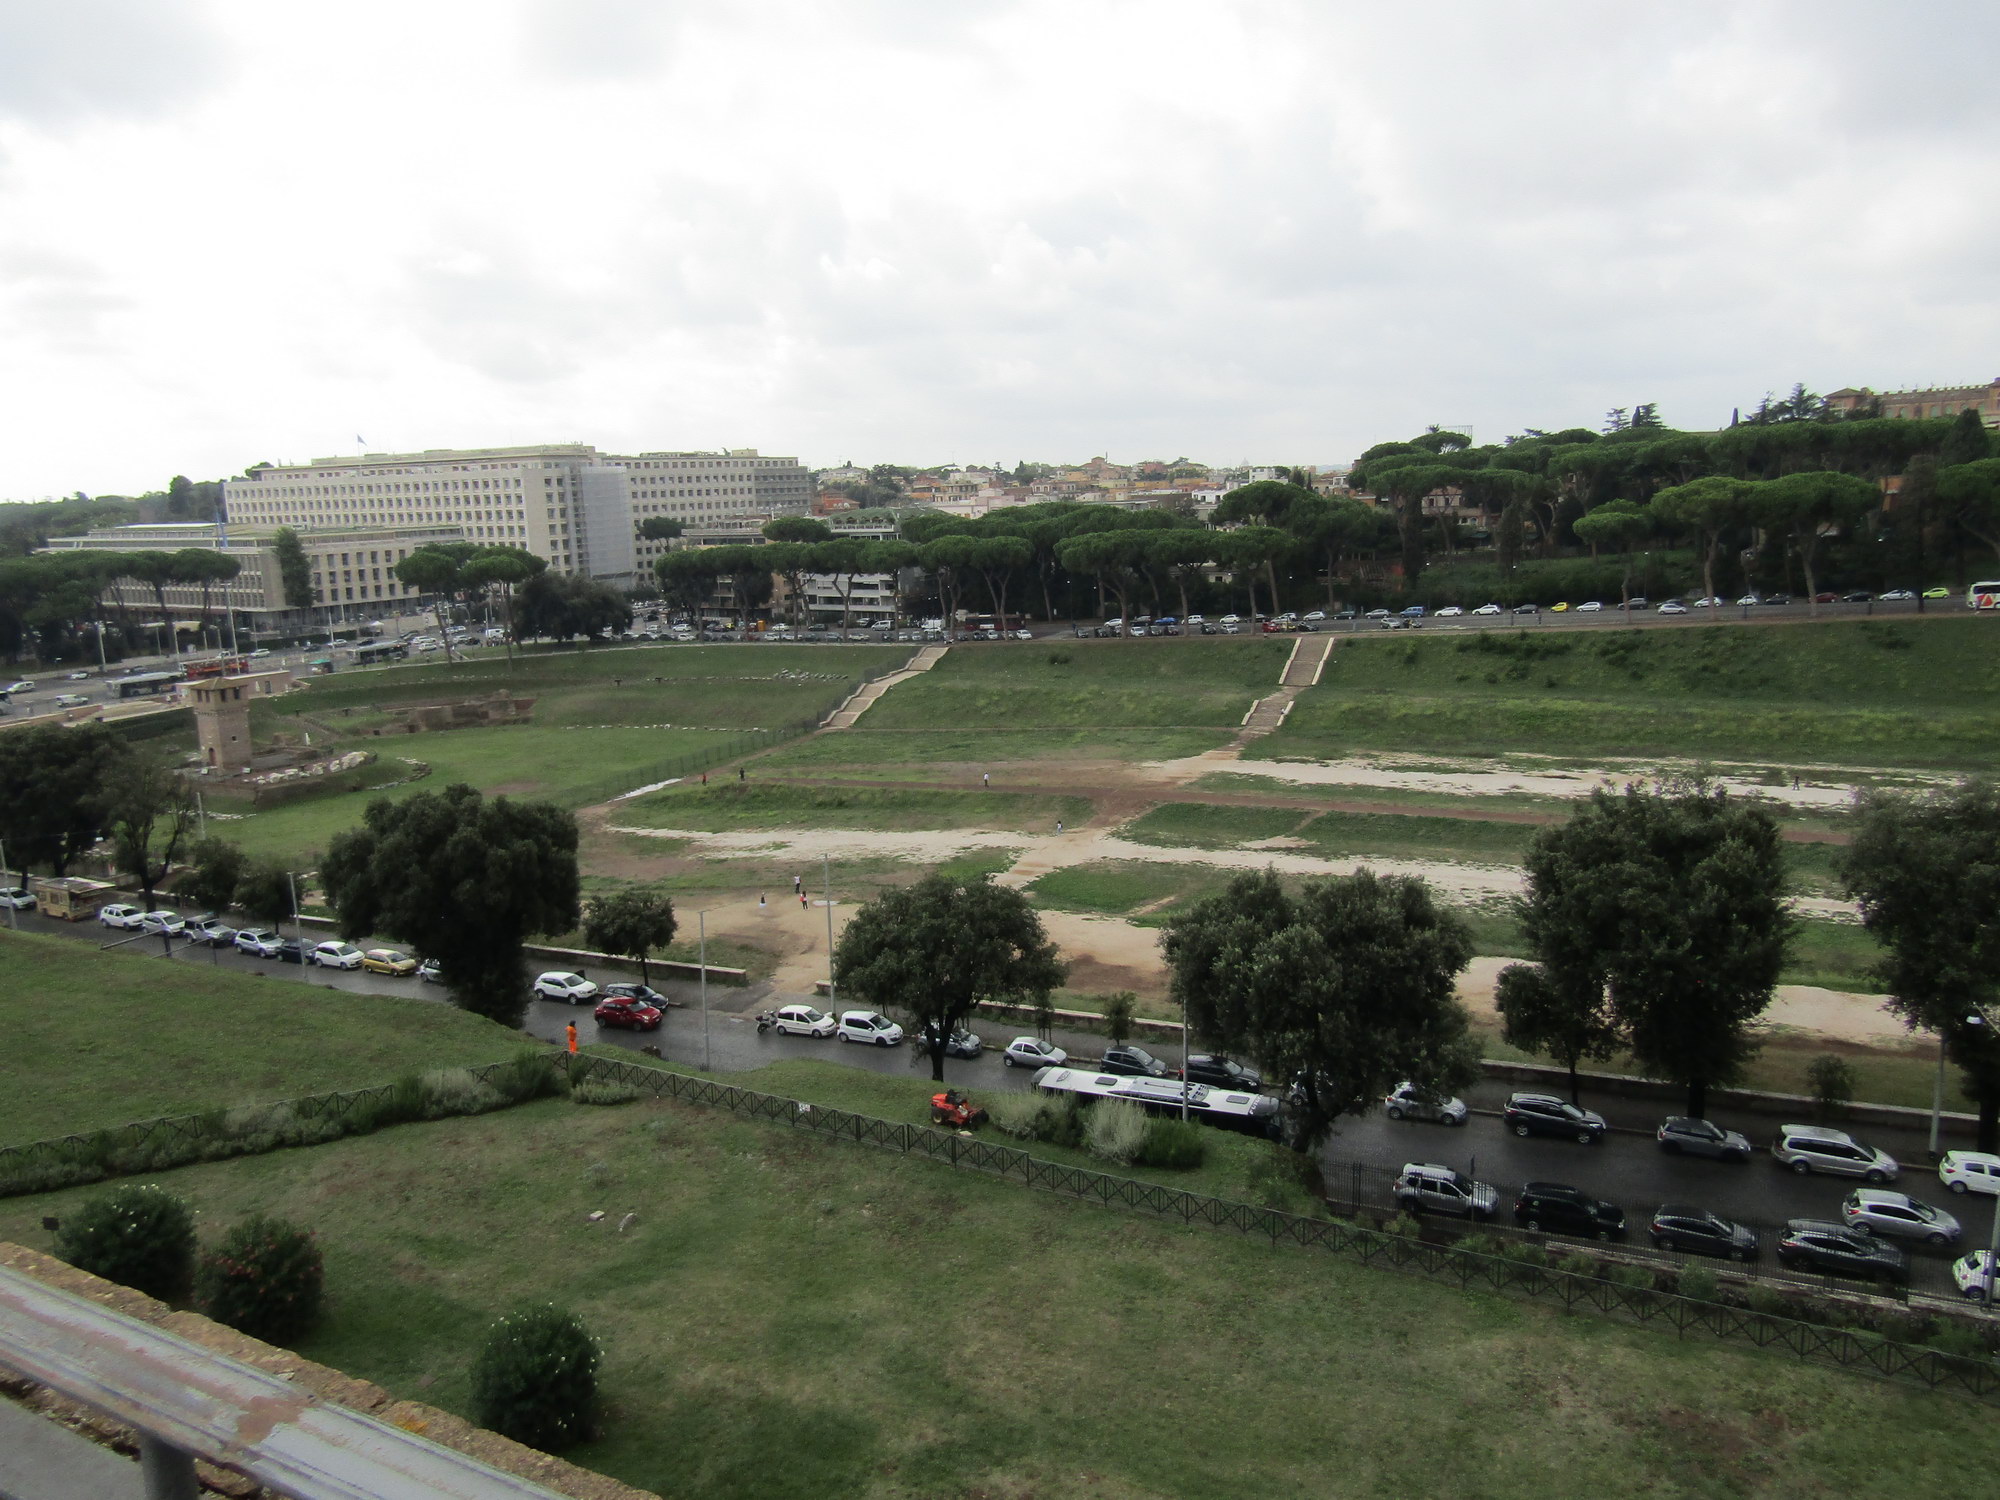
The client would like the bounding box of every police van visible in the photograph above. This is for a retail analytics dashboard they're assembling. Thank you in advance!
[1031,1065,1283,1139]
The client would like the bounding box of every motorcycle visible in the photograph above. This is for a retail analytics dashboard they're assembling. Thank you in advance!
[755,1009,778,1035]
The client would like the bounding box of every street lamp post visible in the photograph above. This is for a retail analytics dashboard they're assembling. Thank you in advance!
[0,837,16,931]
[699,909,711,1072]
[821,853,837,1010]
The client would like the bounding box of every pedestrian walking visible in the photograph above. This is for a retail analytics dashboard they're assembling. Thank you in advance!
[793,874,802,896]
[566,1020,578,1055]
[1055,820,1064,834]
[738,766,746,782]
[800,892,809,909]
[759,894,767,910]
[701,772,708,786]
[982,771,990,789]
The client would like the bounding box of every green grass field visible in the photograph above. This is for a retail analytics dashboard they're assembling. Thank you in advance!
[1118,802,1310,849]
[0,929,523,1144]
[1261,618,2000,767]
[1295,808,1536,864]
[620,780,1092,834]
[1028,860,1235,924]
[864,636,1289,729]
[0,1086,1988,1499]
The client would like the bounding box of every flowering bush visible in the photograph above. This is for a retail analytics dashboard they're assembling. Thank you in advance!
[196,1215,324,1342]
[472,1304,601,1451]
[55,1184,197,1301]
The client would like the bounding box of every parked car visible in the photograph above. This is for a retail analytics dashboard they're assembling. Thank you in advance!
[1657,600,1688,615]
[275,939,306,965]
[919,1028,983,1059]
[594,994,663,1030]
[1656,1116,1752,1162]
[233,928,285,958]
[360,948,418,976]
[532,971,599,1003]
[1100,1044,1168,1078]
[1301,610,1325,623]
[1735,594,1761,606]
[1393,1162,1498,1220]
[1513,1182,1626,1240]
[1383,1081,1468,1125]
[1841,590,1874,603]
[1939,1150,2000,1197]
[837,1010,903,1046]
[1775,1219,1908,1284]
[1812,592,1839,604]
[138,911,186,937]
[1950,1249,1997,1302]
[1576,601,1603,613]
[1004,1036,1067,1069]
[1648,1205,1759,1261]
[602,982,670,1010]
[1435,605,1464,618]
[1772,1124,1898,1183]
[1471,603,1502,616]
[1841,1189,1961,1245]
[1363,608,1390,620]
[1922,586,1951,599]
[1503,1092,1607,1144]
[0,886,36,910]
[308,940,364,970]
[183,916,236,947]
[1512,603,1540,615]
[1181,1054,1264,1092]
[1762,593,1793,605]
[416,957,443,983]
[1398,604,1426,617]
[1,681,33,695]
[763,1003,836,1037]
[1880,588,1917,601]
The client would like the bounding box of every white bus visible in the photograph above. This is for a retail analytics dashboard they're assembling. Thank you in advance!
[1032,1065,1284,1139]
[1967,582,2000,611]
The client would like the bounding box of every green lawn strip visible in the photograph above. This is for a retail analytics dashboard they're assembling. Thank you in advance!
[1118,802,1311,849]
[1293,808,1535,864]
[1189,771,1577,815]
[620,780,1092,834]
[1028,861,1235,925]
[755,725,1237,768]
[217,726,740,863]
[865,636,1290,730]
[0,929,522,1145]
[0,1100,1984,1499]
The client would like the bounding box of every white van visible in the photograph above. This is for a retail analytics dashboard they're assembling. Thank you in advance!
[837,1011,903,1047]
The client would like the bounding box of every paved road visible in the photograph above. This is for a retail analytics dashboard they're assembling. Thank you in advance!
[14,903,1995,1303]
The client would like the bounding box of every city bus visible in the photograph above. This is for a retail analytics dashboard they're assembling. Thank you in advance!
[1031,1065,1284,1139]
[352,641,411,666]
[115,672,181,700]
[1968,582,2000,610]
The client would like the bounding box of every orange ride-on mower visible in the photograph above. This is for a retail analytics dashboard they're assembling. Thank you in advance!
[930,1089,989,1129]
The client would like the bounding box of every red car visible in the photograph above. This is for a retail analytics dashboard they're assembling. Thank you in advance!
[593,995,663,1031]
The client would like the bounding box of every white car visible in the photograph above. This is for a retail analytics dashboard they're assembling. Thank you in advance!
[97,903,145,929]
[1735,594,1761,606]
[1880,589,1917,601]
[309,940,364,970]
[138,911,185,937]
[1575,601,1603,613]
[1472,604,1502,616]
[1302,610,1326,623]
[1657,601,1688,615]
[2,681,32,695]
[533,971,599,1003]
[1383,1082,1469,1125]
[1219,614,1241,625]
[766,1004,836,1038]
[1938,1150,2000,1197]
[65,671,90,681]
[1004,1036,1067,1069]
[234,928,285,957]
[1435,605,1464,618]
[52,694,91,709]
[1951,1250,1997,1302]
[1185,613,1207,625]
[837,1010,903,1046]
[1692,596,1724,608]
[0,887,35,910]
[249,648,272,658]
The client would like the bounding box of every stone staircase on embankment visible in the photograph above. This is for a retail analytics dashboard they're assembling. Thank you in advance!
[820,645,949,729]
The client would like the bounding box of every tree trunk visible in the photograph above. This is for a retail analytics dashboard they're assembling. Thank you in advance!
[1040,562,1056,621]
[929,1024,946,1083]
[1979,1091,1998,1155]
[1566,1056,1581,1107]
[1702,535,1720,620]
[1398,501,1426,583]
[1686,1078,1708,1120]
[1264,557,1281,616]
[1800,534,1819,617]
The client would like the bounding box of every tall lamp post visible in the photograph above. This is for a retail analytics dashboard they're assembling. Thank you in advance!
[821,854,837,1011]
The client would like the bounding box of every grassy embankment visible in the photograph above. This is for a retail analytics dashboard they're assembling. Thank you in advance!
[616,780,1092,835]
[0,928,523,1143]
[1256,616,2000,768]
[761,636,1287,770]
[220,644,905,862]
[0,1083,1989,1500]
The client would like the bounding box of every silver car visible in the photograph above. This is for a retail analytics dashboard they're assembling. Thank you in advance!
[1384,1082,1468,1126]
[1772,1124,1898,1183]
[1393,1162,1498,1220]
[1841,1189,1961,1246]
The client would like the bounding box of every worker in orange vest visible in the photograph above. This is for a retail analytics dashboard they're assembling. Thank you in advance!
[566,1020,578,1055]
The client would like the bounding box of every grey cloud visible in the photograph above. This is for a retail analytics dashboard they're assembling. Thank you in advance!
[520,0,681,79]
[0,0,230,127]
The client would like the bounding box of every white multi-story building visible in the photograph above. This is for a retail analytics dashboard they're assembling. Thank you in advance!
[222,443,810,587]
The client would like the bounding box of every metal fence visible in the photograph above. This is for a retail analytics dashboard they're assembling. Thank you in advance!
[578,1054,2000,1401]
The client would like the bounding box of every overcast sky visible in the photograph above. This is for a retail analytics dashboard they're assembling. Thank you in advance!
[2,0,1996,499]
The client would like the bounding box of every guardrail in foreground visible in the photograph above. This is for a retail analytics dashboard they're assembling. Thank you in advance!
[0,1264,572,1500]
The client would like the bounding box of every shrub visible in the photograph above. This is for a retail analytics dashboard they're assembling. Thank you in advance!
[981,1091,1045,1140]
[1497,1241,1548,1268]
[419,1068,504,1118]
[1746,1283,1791,1317]
[55,1184,197,1301]
[1083,1098,1150,1165]
[1927,1323,1987,1358]
[1035,1093,1084,1149]
[1135,1117,1206,1169]
[1606,1265,1654,1291]
[572,1082,645,1107]
[196,1215,324,1343]
[1384,1213,1422,1240]
[1099,991,1137,1045]
[1455,1232,1502,1257]
[1677,1267,1720,1302]
[1806,1055,1857,1122]
[492,1052,560,1103]
[471,1304,601,1452]
[1555,1252,1600,1277]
